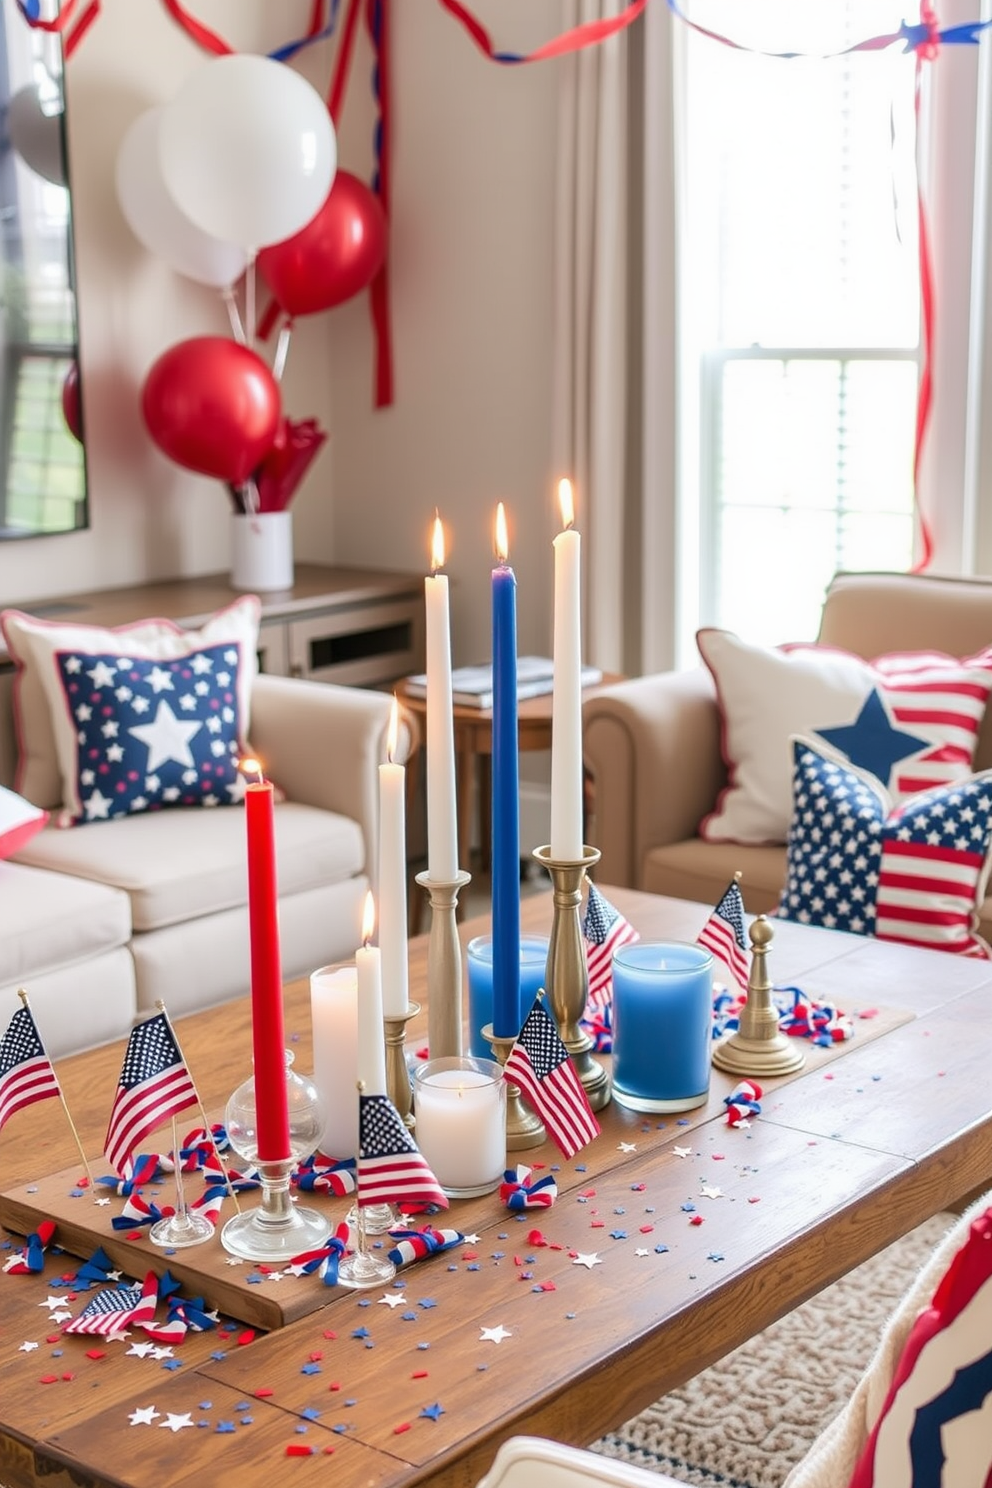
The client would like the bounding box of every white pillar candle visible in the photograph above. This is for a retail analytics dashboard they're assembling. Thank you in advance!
[413,1061,506,1194]
[425,515,459,881]
[378,695,409,1017]
[356,891,388,1096]
[309,964,359,1160]
[551,478,584,860]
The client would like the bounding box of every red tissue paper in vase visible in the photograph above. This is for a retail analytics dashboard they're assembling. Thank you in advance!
[253,417,327,512]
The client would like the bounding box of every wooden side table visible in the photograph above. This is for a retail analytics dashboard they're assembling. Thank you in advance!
[398,673,622,922]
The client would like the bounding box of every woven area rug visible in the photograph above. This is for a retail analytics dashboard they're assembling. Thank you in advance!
[588,1210,955,1488]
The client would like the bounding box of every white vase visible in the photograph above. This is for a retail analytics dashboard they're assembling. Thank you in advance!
[230,511,294,592]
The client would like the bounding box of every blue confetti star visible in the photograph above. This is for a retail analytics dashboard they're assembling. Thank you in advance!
[420,1403,445,1421]
[402,1312,417,1321]
[418,1299,437,1309]
[163,1360,183,1371]
[610,1230,628,1240]
[654,1244,669,1254]
[708,1251,725,1262]
[216,1422,236,1433]
[467,1264,480,1272]
[301,1363,322,1375]
[301,1408,322,1421]
[681,1202,696,1213]
[351,1327,370,1339]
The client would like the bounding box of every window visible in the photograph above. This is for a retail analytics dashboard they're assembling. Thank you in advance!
[680,1,921,643]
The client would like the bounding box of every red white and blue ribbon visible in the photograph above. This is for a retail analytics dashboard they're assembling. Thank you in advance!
[724,1079,763,1127]
[386,1225,464,1267]
[3,1219,56,1274]
[290,1221,352,1286]
[294,1152,357,1196]
[775,985,854,1046]
[499,1165,558,1211]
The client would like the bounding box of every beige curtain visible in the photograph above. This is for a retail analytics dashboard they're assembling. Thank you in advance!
[551,0,679,678]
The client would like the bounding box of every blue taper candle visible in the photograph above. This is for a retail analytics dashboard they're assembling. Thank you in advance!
[491,502,522,1038]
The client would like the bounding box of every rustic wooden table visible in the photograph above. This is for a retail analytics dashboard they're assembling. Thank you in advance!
[1,887,991,1488]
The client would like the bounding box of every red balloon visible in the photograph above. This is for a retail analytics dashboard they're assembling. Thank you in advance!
[62,361,82,442]
[141,337,281,486]
[257,170,387,318]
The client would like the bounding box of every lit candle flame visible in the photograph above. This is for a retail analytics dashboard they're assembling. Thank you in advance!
[361,889,376,948]
[386,694,399,764]
[239,757,263,785]
[431,512,446,573]
[495,502,509,563]
[558,477,574,531]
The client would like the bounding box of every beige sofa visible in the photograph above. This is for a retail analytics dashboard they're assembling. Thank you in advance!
[0,666,396,1056]
[582,570,992,939]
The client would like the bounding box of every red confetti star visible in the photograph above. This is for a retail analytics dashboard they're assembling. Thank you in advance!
[689,1215,704,1226]
[237,1330,255,1346]
[394,1422,411,1434]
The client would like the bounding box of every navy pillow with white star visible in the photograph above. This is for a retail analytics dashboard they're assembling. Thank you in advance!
[54,642,248,823]
[777,737,992,958]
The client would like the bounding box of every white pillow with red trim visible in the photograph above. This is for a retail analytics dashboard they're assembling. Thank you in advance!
[0,785,48,859]
[697,628,992,845]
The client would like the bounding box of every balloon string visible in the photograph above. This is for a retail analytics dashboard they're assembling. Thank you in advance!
[272,324,293,383]
[64,0,100,57]
[911,45,936,571]
[245,255,256,354]
[159,0,233,54]
[223,288,246,348]
[329,0,363,125]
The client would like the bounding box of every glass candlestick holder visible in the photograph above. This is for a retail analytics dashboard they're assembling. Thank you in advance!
[220,1050,329,1262]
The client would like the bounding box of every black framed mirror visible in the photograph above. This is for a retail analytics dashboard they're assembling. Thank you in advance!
[0,0,86,539]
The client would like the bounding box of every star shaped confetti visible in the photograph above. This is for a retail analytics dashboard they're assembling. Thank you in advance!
[618,1142,637,1153]
[479,1325,512,1344]
[19,1341,39,1352]
[129,1405,160,1425]
[158,1413,194,1432]
[126,1342,158,1358]
[572,1253,603,1270]
[634,1248,650,1257]
[420,1403,445,1421]
[39,1295,70,1310]
[700,1183,724,1199]
[378,1293,407,1308]
[673,1145,692,1158]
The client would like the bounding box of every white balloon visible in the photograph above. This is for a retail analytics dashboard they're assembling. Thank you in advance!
[8,82,65,187]
[115,107,247,289]
[158,55,337,253]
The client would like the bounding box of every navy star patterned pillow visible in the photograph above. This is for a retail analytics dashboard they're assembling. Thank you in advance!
[53,642,248,823]
[777,738,992,958]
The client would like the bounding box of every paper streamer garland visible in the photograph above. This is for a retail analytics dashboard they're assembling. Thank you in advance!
[500,1165,558,1211]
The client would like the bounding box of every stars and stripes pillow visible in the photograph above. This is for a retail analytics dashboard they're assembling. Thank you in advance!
[697,629,992,846]
[777,738,992,958]
[1,599,260,826]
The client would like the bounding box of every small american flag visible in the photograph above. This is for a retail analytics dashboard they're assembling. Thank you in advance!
[358,1091,448,1211]
[0,1004,60,1133]
[63,1271,159,1337]
[504,997,600,1159]
[104,1012,198,1176]
[697,878,750,992]
[583,882,640,1006]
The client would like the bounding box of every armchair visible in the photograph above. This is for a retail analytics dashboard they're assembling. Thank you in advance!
[582,571,992,936]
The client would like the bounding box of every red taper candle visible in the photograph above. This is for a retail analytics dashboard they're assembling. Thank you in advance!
[244,765,291,1162]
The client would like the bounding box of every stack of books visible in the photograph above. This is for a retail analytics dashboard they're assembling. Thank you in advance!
[404,656,603,711]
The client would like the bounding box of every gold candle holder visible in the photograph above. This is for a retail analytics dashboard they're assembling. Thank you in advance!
[383,1001,421,1129]
[532,845,611,1112]
[415,869,471,1059]
[482,1021,545,1150]
[711,916,806,1077]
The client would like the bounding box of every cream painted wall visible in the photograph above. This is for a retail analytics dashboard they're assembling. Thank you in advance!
[0,0,562,668]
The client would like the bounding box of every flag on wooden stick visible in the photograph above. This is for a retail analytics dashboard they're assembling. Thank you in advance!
[505,996,600,1159]
[358,1089,448,1211]
[104,1011,198,1176]
[696,875,750,992]
[0,1002,59,1132]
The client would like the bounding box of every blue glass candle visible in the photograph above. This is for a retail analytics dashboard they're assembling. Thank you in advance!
[491,503,521,1038]
[466,934,550,1059]
[611,942,714,1112]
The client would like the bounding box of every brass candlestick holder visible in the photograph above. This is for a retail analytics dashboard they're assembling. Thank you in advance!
[532,845,611,1112]
[482,1022,545,1149]
[384,1001,421,1129]
[415,869,471,1058]
[711,916,806,1077]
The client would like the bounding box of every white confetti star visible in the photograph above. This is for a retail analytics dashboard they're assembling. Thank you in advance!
[126,1341,158,1358]
[462,1233,480,1244]
[128,1405,160,1425]
[158,1413,194,1433]
[572,1252,603,1270]
[673,1145,693,1158]
[18,1341,39,1352]
[224,1256,245,1266]
[39,1295,70,1310]
[150,1346,174,1360]
[618,1141,637,1153]
[378,1292,407,1308]
[634,1248,650,1257]
[700,1183,724,1200]
[479,1324,513,1344]
[129,700,202,770]
[50,1310,73,1325]
[283,1263,310,1278]
[94,1197,111,1206]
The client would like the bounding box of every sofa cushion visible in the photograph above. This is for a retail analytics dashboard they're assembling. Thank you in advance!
[697,628,992,845]
[777,738,992,958]
[14,801,365,933]
[1,597,260,820]
[642,837,788,917]
[0,860,131,986]
[0,785,48,858]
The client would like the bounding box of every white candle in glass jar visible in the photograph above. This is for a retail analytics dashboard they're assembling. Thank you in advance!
[309,965,359,1160]
[413,1061,506,1194]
